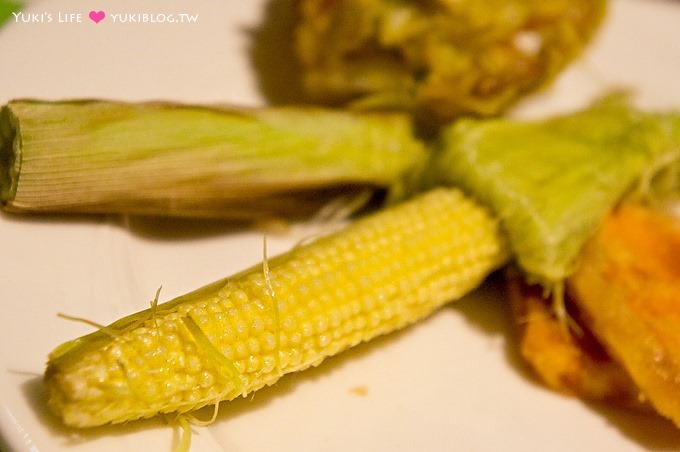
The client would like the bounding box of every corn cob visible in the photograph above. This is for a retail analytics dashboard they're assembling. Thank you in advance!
[45,188,508,428]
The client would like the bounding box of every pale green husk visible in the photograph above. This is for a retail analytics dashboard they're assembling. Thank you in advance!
[0,100,427,219]
[432,94,680,286]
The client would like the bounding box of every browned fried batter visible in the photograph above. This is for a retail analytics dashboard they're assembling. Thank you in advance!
[294,0,606,126]
[507,271,645,409]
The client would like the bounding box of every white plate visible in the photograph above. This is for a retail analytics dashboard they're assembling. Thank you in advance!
[2,0,680,451]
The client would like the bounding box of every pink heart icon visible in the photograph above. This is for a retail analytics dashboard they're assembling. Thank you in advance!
[89,10,106,24]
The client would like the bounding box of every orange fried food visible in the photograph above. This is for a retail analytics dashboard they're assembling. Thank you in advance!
[568,203,680,427]
[507,272,644,408]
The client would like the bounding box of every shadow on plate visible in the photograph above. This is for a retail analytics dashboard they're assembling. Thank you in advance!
[446,272,530,377]
[0,209,256,242]
[120,215,253,242]
[589,401,680,449]
[246,0,307,106]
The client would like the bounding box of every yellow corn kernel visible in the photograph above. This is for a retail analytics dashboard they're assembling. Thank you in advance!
[45,188,508,427]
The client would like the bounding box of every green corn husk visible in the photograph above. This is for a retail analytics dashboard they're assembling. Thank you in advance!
[431,94,680,287]
[0,0,22,28]
[0,99,427,219]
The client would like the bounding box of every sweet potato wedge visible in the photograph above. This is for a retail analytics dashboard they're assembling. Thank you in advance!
[567,203,680,427]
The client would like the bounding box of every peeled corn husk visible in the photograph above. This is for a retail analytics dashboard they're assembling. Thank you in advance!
[0,99,427,219]
[432,94,680,287]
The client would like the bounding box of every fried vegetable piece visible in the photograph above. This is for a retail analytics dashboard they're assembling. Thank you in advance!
[45,188,508,427]
[294,0,606,125]
[507,270,645,409]
[568,203,680,427]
